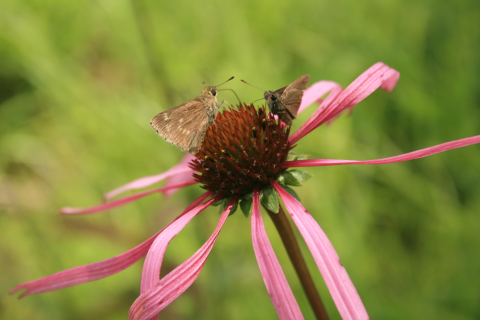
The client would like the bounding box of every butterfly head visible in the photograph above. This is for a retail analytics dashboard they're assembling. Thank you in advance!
[199,86,218,99]
[207,86,219,97]
[264,91,281,104]
[197,86,219,106]
[264,90,273,101]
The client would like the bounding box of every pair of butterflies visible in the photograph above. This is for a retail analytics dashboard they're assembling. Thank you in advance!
[150,75,310,154]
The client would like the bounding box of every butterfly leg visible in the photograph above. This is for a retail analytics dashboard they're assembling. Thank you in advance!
[214,100,232,129]
[218,100,232,109]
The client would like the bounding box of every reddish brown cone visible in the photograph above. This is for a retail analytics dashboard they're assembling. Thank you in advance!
[190,104,293,197]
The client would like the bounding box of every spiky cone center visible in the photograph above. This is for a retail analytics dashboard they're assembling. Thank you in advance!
[190,104,293,197]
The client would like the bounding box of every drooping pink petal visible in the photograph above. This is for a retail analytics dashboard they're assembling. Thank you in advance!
[128,198,236,320]
[61,180,197,215]
[272,181,369,320]
[299,82,344,130]
[251,189,304,320]
[291,62,400,144]
[103,163,195,201]
[10,240,157,298]
[162,154,196,198]
[285,135,480,168]
[140,193,221,293]
[10,192,213,299]
[297,80,342,114]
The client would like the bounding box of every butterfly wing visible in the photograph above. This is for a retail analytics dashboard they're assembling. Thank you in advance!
[274,86,287,96]
[280,74,310,124]
[283,74,310,94]
[185,118,210,154]
[150,99,210,154]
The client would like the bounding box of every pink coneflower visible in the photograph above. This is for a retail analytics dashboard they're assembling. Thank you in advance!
[10,62,480,320]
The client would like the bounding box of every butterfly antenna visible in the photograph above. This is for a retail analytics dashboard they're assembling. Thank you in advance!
[218,88,242,105]
[251,97,265,104]
[240,79,266,92]
[214,76,235,88]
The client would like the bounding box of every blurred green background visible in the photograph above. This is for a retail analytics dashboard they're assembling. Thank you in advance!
[1,0,479,319]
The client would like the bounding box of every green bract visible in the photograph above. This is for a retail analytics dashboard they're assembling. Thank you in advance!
[287,151,311,161]
[239,192,253,218]
[289,169,313,182]
[260,185,280,213]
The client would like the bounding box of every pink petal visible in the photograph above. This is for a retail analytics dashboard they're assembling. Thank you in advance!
[297,80,343,114]
[272,181,369,320]
[61,180,197,215]
[10,192,213,299]
[140,193,220,293]
[285,135,480,168]
[10,241,156,298]
[291,62,400,144]
[162,154,196,198]
[128,198,236,320]
[103,164,195,201]
[298,83,343,132]
[251,189,304,320]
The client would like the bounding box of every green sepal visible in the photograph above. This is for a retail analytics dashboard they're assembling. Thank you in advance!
[260,185,280,213]
[282,185,302,203]
[242,191,253,201]
[287,151,311,161]
[211,198,224,207]
[277,171,302,187]
[217,198,228,214]
[240,198,253,218]
[286,152,298,161]
[217,197,237,216]
[296,154,311,160]
[229,200,238,216]
[288,169,313,182]
[239,191,253,218]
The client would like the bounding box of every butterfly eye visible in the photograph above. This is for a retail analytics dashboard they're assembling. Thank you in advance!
[210,89,217,96]
[271,95,277,101]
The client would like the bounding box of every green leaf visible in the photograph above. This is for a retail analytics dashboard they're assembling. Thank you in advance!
[282,185,302,203]
[289,169,313,182]
[240,198,253,218]
[260,185,280,213]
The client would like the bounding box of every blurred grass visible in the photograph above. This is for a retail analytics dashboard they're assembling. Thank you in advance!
[1,0,480,319]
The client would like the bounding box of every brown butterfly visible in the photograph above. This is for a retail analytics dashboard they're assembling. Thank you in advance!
[150,77,233,155]
[241,74,310,125]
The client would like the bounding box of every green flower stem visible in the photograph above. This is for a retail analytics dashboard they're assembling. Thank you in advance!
[264,204,329,320]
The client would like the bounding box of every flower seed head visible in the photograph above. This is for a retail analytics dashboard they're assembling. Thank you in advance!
[190,104,293,197]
